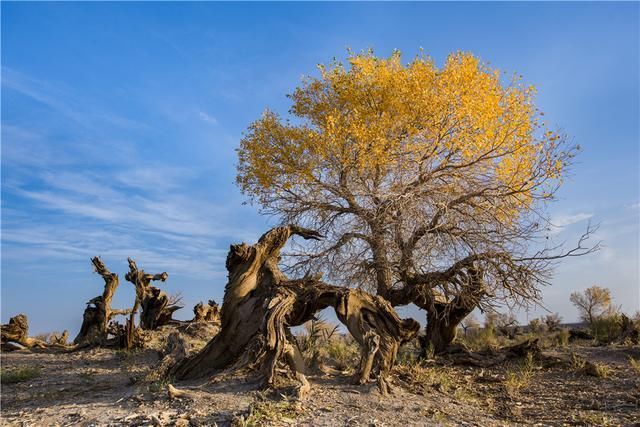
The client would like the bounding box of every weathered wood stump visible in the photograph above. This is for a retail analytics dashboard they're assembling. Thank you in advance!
[51,330,69,345]
[171,226,419,397]
[74,257,131,346]
[192,300,221,324]
[125,258,180,331]
[1,314,47,350]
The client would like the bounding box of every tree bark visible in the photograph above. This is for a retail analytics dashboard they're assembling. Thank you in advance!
[423,307,461,355]
[74,257,130,346]
[419,266,486,355]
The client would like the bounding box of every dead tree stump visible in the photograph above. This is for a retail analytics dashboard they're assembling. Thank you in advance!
[192,300,221,324]
[125,258,180,332]
[1,314,47,350]
[74,257,130,346]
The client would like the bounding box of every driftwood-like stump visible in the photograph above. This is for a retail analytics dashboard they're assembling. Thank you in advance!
[74,257,130,346]
[1,314,47,350]
[125,258,180,331]
[171,226,419,397]
[192,300,221,324]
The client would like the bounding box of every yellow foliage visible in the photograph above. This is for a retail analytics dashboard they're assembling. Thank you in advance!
[237,50,568,224]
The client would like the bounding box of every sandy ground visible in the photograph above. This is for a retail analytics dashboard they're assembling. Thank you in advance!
[1,344,639,426]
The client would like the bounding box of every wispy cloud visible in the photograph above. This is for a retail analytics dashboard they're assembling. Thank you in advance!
[547,212,594,235]
[197,110,218,125]
[2,68,263,285]
[2,66,148,131]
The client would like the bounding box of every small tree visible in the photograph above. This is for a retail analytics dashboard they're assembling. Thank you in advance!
[570,286,612,326]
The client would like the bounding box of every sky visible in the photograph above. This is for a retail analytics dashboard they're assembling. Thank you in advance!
[2,2,639,336]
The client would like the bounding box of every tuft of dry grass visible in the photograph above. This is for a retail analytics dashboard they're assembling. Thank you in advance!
[571,353,611,378]
[234,398,302,426]
[572,411,616,426]
[628,356,640,375]
[1,366,42,384]
[396,364,458,394]
[504,352,536,397]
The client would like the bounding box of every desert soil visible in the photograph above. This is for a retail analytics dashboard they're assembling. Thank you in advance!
[1,344,639,426]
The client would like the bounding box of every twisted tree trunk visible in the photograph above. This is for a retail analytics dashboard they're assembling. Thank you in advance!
[74,257,130,346]
[172,226,299,380]
[419,266,486,355]
[171,226,420,397]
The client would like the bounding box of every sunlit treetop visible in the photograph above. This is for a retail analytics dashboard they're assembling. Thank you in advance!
[237,50,575,225]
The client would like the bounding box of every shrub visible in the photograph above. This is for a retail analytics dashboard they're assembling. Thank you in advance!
[462,326,501,351]
[591,313,622,344]
[544,313,562,332]
[554,328,570,347]
[528,318,543,333]
[324,337,358,371]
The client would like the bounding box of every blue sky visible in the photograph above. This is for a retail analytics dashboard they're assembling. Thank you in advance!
[2,2,638,335]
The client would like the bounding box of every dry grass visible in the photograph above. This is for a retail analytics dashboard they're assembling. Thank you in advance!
[571,353,611,378]
[572,411,617,426]
[235,398,302,426]
[504,352,536,396]
[1,365,41,384]
[628,357,640,375]
[396,363,458,394]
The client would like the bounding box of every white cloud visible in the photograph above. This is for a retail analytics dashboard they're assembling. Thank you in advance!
[197,110,218,125]
[547,212,593,235]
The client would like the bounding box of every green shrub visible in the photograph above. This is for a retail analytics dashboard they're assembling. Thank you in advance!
[591,314,622,344]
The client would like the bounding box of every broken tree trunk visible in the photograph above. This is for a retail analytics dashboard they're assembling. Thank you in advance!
[1,314,47,350]
[74,257,130,346]
[171,226,420,397]
[125,258,179,334]
[192,300,221,324]
[442,338,541,367]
